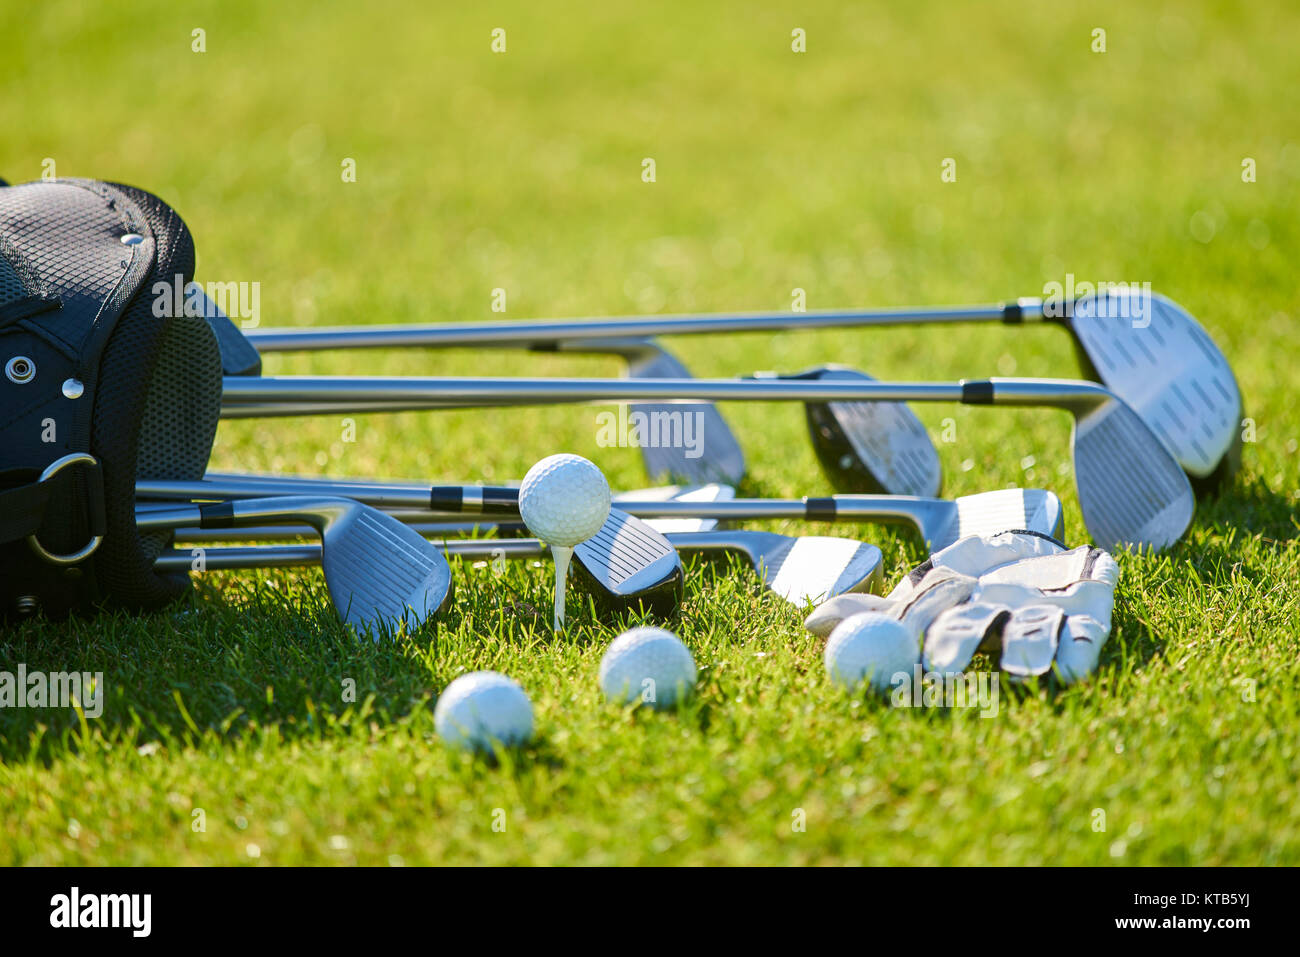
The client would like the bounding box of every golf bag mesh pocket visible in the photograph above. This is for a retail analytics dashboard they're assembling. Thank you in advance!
[0,254,26,305]
[137,317,222,483]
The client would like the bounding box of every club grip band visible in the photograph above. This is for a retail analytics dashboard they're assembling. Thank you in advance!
[428,486,519,513]
[481,487,521,513]
[804,497,838,521]
[198,502,237,529]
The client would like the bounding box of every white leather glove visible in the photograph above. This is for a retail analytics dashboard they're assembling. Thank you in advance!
[805,531,1120,686]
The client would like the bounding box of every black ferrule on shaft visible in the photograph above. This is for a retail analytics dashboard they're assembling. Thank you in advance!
[481,487,521,514]
[427,488,465,511]
[804,497,838,521]
[198,502,237,529]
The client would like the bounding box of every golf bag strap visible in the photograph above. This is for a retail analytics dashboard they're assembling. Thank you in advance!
[0,458,106,551]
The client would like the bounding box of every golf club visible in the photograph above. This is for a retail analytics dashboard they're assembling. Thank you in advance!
[154,529,885,607]
[238,288,1239,487]
[235,364,942,498]
[160,475,737,534]
[213,375,1194,550]
[206,297,745,486]
[135,495,453,634]
[210,300,940,496]
[138,477,1064,552]
[147,501,684,616]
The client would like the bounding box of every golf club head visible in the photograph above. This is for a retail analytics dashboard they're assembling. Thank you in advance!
[614,483,735,533]
[571,507,684,615]
[1066,289,1242,490]
[623,345,747,486]
[319,502,454,635]
[725,531,884,606]
[921,488,1066,551]
[775,366,942,497]
[1071,396,1195,551]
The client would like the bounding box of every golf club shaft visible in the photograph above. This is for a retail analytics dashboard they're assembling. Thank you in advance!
[135,477,955,536]
[153,530,814,571]
[135,496,366,532]
[156,539,545,570]
[244,300,1046,352]
[160,518,517,542]
[218,375,1107,416]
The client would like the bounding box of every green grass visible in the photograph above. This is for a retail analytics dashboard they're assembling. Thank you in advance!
[3,0,1299,865]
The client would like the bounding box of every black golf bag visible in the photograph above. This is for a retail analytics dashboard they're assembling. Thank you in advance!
[0,178,228,619]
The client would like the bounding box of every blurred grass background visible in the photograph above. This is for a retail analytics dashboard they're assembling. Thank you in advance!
[1,0,1297,864]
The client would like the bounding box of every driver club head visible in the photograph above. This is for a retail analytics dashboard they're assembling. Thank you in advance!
[1065,289,1242,491]
[769,366,942,497]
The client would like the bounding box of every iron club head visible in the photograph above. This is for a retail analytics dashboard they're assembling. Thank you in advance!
[613,482,735,533]
[1063,289,1243,489]
[753,366,942,496]
[669,531,883,606]
[908,487,1065,551]
[1069,392,1196,552]
[569,508,684,615]
[137,495,453,636]
[621,344,748,486]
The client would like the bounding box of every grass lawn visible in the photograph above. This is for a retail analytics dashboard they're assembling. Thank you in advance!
[2,0,1297,865]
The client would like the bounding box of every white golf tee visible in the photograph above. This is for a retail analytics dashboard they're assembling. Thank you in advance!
[551,544,573,631]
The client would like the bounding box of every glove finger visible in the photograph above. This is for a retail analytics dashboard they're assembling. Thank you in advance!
[922,602,1011,673]
[1001,604,1066,680]
[804,593,898,638]
[896,571,978,635]
[974,579,1117,632]
[1053,614,1111,685]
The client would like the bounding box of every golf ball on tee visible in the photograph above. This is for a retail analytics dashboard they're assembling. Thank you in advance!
[434,671,534,752]
[824,612,920,695]
[599,626,697,709]
[518,453,611,546]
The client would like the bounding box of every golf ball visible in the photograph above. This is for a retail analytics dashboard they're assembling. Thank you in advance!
[599,626,697,709]
[824,612,920,695]
[518,453,611,547]
[434,671,534,752]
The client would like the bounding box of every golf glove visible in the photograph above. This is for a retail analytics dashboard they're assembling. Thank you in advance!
[804,530,1120,685]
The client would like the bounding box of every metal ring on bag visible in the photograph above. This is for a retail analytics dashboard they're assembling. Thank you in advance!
[26,452,104,565]
[5,355,35,384]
